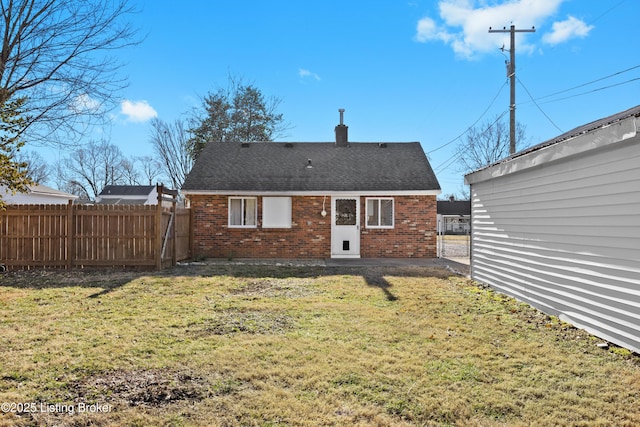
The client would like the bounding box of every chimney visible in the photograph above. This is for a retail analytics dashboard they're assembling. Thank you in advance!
[335,108,348,146]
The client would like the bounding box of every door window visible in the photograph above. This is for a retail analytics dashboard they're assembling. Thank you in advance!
[335,199,357,225]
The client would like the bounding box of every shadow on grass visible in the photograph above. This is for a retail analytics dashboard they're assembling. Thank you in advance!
[0,262,456,301]
[164,263,453,302]
[0,269,143,298]
[362,273,398,301]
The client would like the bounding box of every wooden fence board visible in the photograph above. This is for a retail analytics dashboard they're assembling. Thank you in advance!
[0,200,190,270]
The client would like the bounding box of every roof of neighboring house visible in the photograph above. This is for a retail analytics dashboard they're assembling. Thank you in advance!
[182,142,440,193]
[98,185,155,197]
[437,200,471,216]
[1,183,78,202]
[28,184,79,199]
[97,198,150,205]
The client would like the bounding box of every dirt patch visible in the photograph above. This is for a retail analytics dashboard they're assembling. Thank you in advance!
[230,278,321,298]
[189,308,295,336]
[73,368,211,407]
[22,369,230,427]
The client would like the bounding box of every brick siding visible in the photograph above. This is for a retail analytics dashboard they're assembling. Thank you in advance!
[361,195,437,258]
[188,195,437,258]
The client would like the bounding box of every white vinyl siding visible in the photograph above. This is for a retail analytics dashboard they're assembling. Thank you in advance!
[467,121,640,353]
[262,197,292,228]
[366,198,394,228]
[229,197,257,227]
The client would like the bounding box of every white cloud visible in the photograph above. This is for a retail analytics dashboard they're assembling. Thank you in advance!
[415,16,453,44]
[299,68,321,81]
[542,16,593,45]
[415,0,566,59]
[71,94,101,113]
[120,100,158,122]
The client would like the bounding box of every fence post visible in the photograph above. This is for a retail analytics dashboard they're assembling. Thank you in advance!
[171,192,177,267]
[155,184,163,270]
[189,206,194,261]
[66,200,74,269]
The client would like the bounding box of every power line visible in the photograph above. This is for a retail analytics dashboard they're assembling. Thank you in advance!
[533,64,640,102]
[434,111,508,173]
[427,80,507,155]
[517,77,563,133]
[434,70,637,175]
[587,0,628,25]
[538,77,640,105]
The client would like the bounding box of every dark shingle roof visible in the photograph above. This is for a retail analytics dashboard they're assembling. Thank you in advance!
[97,198,149,205]
[99,185,155,196]
[181,142,440,193]
[437,200,471,215]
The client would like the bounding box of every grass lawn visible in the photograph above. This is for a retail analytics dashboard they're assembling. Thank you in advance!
[1,263,639,426]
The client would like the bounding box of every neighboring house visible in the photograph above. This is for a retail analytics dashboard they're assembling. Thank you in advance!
[0,183,78,204]
[181,115,441,259]
[437,197,470,234]
[464,105,640,353]
[96,185,159,205]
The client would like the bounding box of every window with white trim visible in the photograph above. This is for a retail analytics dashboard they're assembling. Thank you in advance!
[262,197,292,228]
[366,198,394,228]
[229,197,257,227]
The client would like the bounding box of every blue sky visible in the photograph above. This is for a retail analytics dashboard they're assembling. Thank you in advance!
[53,0,639,197]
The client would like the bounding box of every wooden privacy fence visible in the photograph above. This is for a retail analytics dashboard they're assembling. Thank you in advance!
[0,201,191,270]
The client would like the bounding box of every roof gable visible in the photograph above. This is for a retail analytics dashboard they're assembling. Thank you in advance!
[182,142,440,193]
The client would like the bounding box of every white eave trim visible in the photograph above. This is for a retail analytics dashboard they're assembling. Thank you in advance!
[465,115,638,185]
[182,189,441,197]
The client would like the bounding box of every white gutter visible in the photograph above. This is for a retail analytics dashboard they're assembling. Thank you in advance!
[181,190,442,196]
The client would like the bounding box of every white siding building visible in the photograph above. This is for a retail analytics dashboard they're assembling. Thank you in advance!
[1,184,78,205]
[465,106,640,353]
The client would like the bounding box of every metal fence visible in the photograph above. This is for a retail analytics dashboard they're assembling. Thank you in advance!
[437,217,470,259]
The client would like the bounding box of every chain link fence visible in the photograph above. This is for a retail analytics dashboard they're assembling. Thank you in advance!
[437,218,470,259]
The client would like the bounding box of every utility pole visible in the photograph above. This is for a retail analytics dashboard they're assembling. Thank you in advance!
[489,25,535,154]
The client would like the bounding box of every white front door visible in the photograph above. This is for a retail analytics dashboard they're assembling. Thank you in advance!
[331,197,360,258]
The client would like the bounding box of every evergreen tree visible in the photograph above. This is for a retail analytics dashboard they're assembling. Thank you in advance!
[0,97,32,207]
[188,77,287,159]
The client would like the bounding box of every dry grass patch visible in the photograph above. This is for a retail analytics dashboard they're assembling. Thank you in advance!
[0,264,639,426]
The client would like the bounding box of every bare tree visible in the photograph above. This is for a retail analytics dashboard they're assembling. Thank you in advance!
[119,157,141,185]
[58,140,127,200]
[149,118,193,189]
[136,155,163,186]
[0,0,139,145]
[14,150,49,183]
[455,115,527,173]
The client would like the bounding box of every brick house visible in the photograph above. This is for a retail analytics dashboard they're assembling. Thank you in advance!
[181,115,441,259]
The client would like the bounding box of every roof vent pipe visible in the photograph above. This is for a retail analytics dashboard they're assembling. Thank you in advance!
[335,108,348,147]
